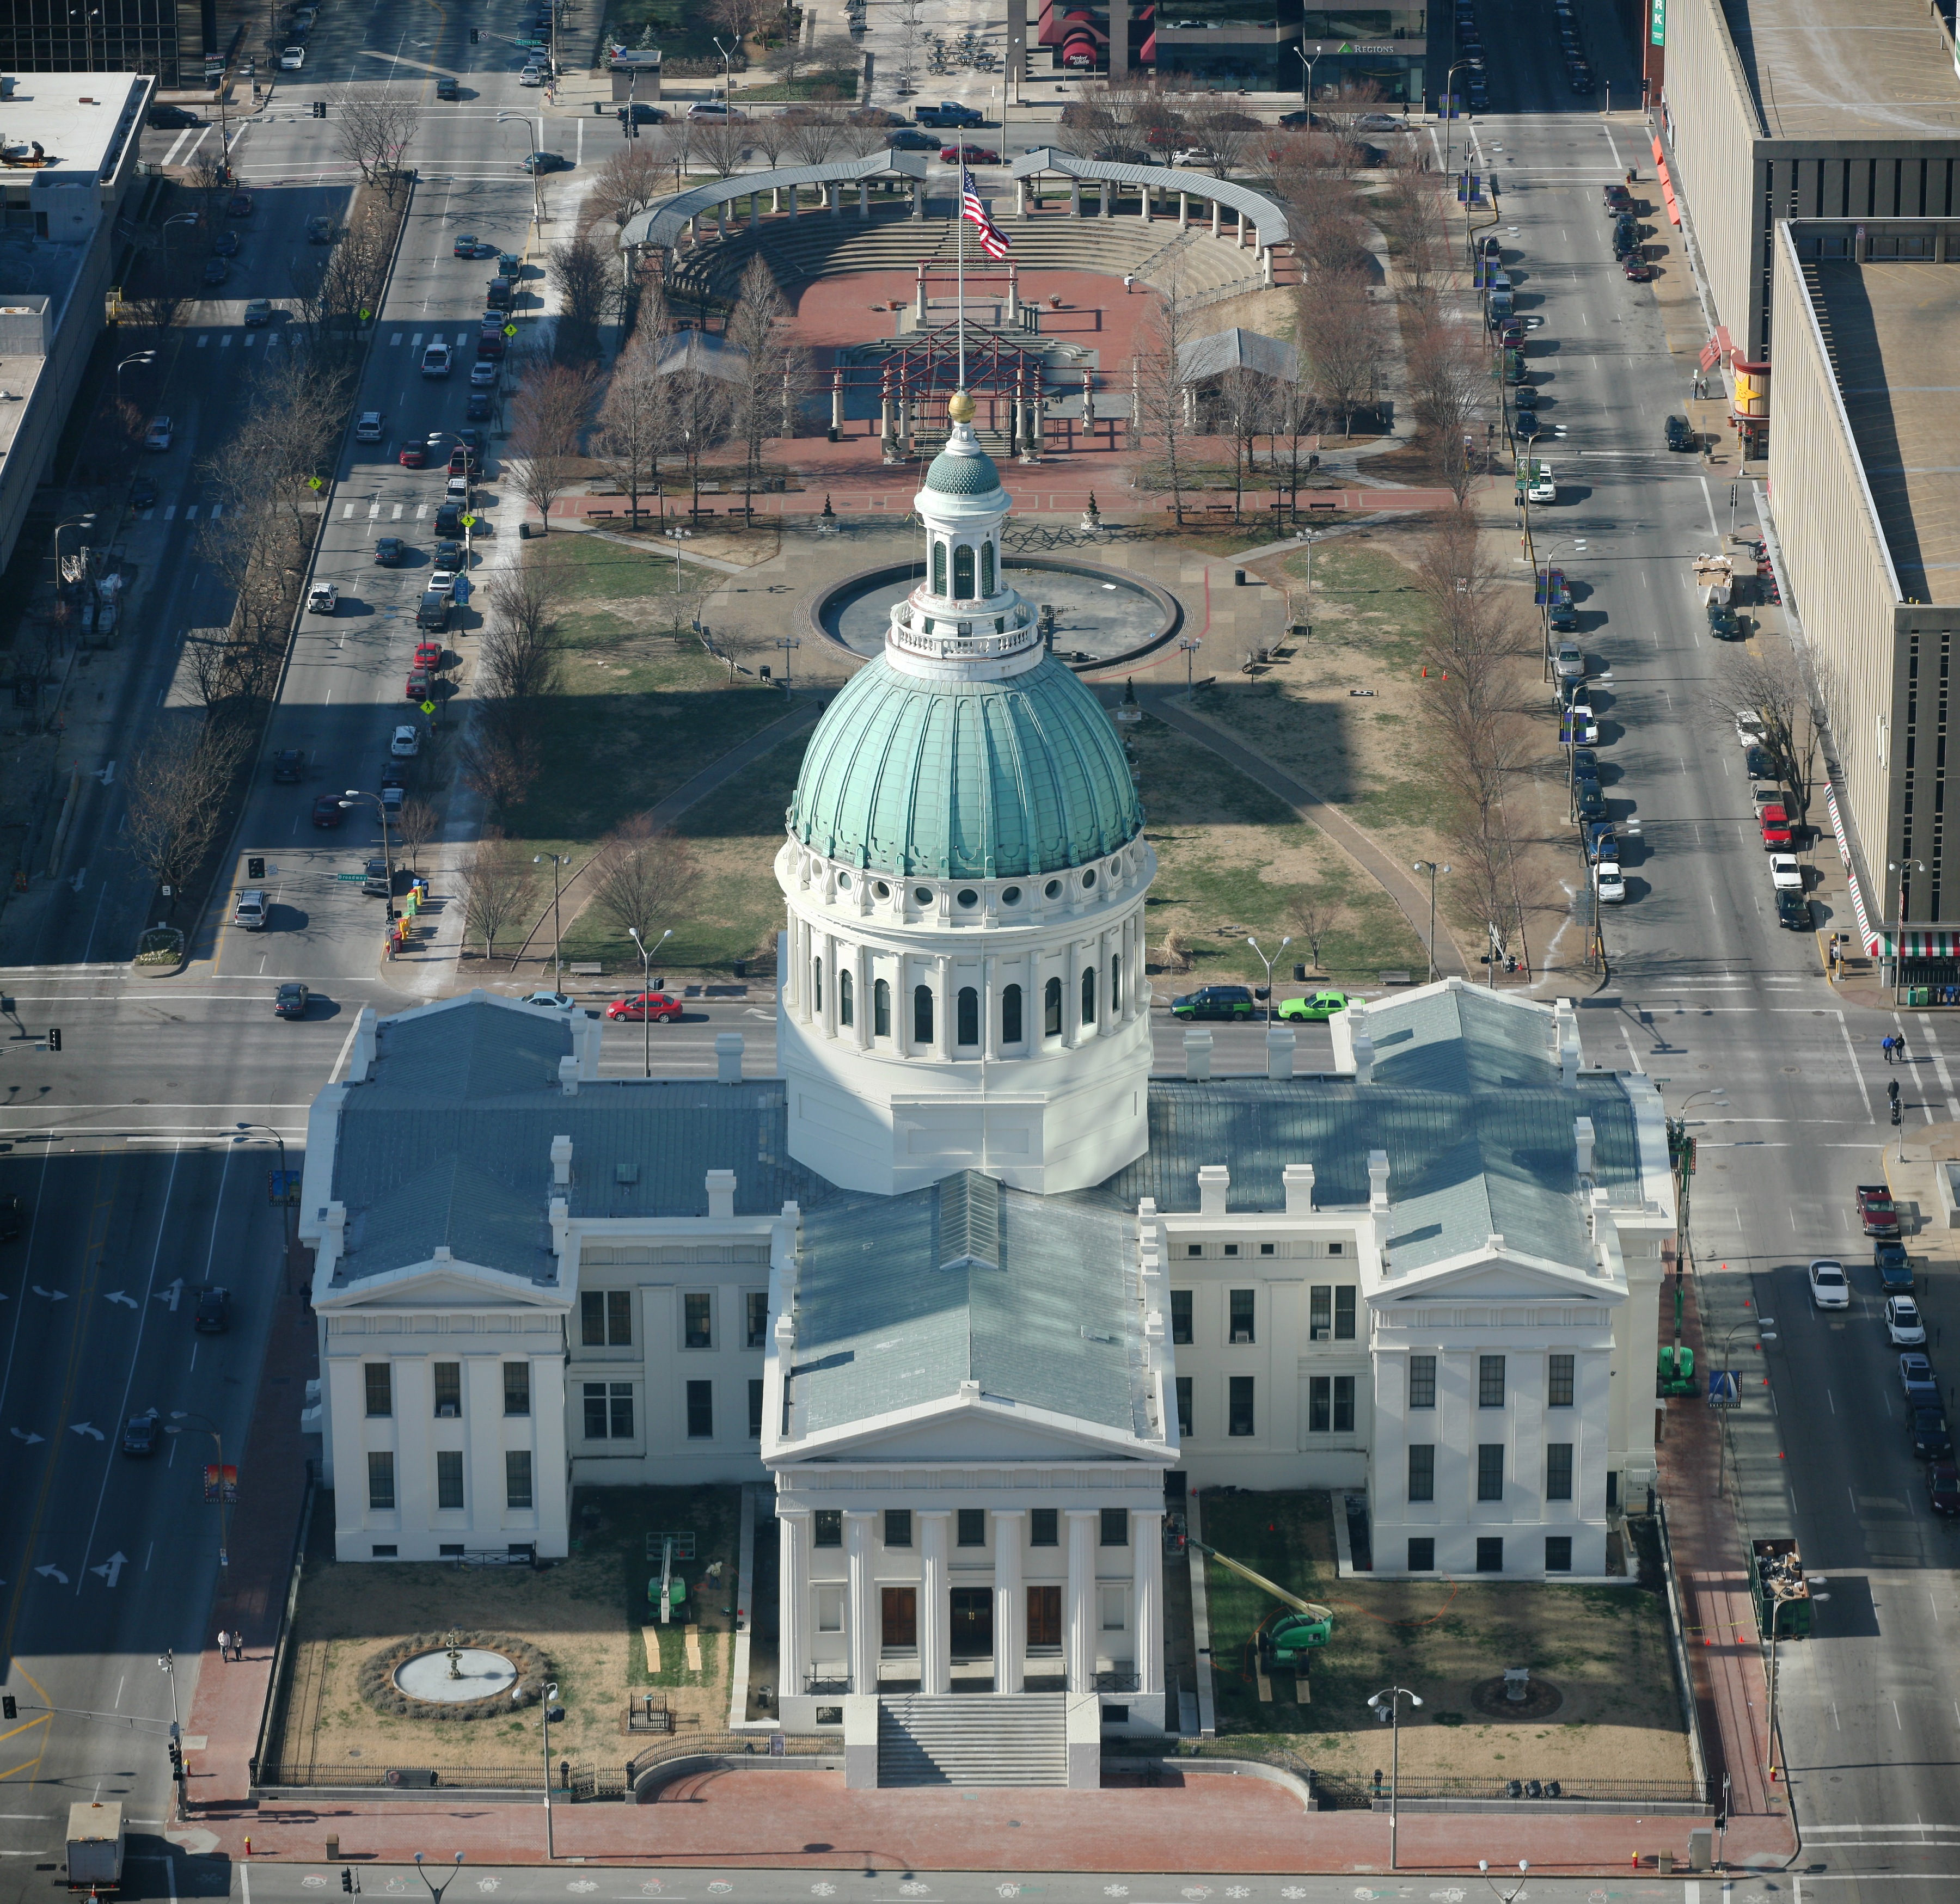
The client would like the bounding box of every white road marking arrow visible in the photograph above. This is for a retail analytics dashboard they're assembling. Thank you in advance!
[155,1279,184,1312]
[9,1428,45,1445]
[30,1287,68,1302]
[69,1422,105,1441]
[103,1291,138,1310]
[90,1552,128,1588]
[34,1564,68,1583]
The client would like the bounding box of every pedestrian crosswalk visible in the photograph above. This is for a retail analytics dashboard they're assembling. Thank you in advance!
[389,332,473,347]
[196,332,286,348]
[340,500,431,520]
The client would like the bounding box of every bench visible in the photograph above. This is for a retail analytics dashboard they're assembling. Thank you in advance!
[1378,969,1414,986]
[585,508,615,519]
[568,962,605,978]
[1310,500,1340,512]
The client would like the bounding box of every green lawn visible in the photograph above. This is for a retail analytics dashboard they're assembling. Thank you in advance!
[1284,539,1435,671]
[576,1484,743,1690]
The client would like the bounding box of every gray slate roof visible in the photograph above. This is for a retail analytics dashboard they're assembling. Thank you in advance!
[787,1171,1143,1440]
[1177,327,1298,384]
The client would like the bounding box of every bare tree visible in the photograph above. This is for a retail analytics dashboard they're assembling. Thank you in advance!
[123,723,248,908]
[548,229,611,364]
[1286,883,1345,972]
[1406,314,1487,505]
[507,363,595,533]
[779,103,854,167]
[583,143,670,235]
[1132,271,1197,526]
[463,830,530,964]
[457,707,544,814]
[394,795,442,873]
[589,818,702,948]
[723,254,810,521]
[1378,149,1445,309]
[1315,79,1386,166]
[665,365,733,517]
[595,335,672,520]
[1297,266,1380,441]
[333,93,422,189]
[1711,640,1825,821]
[480,562,564,699]
[1185,107,1260,178]
[1207,366,1267,521]
[690,116,751,179]
[705,0,769,42]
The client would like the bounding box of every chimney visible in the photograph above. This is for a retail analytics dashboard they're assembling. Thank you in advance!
[774,1309,795,1355]
[1352,1025,1376,1085]
[1265,1025,1297,1079]
[1368,1148,1391,1212]
[706,1168,737,1219]
[350,1006,377,1082]
[1283,1162,1316,1214]
[1184,1029,1213,1080]
[1555,998,1579,1090]
[558,1054,580,1096]
[575,1014,602,1080]
[550,1135,573,1187]
[433,1244,453,1263]
[1574,1114,1596,1183]
[715,1031,745,1083]
[1486,1233,1505,1255]
[1198,1164,1229,1217]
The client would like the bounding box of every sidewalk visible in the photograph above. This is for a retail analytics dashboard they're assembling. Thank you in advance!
[1655,1269,1794,1850]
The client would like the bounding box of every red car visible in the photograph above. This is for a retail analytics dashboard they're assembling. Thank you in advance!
[415,641,444,671]
[310,794,345,827]
[605,991,682,1022]
[1622,257,1655,282]
[477,329,506,360]
[940,144,1000,164]
[406,670,431,701]
[1858,1183,1902,1238]
[1759,804,1792,848]
[448,446,481,476]
[399,442,427,468]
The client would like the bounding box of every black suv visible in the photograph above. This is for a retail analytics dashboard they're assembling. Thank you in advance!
[193,1286,231,1332]
[1169,985,1256,1021]
[1775,888,1811,931]
[271,748,305,782]
[1665,414,1695,452]
[1707,598,1739,639]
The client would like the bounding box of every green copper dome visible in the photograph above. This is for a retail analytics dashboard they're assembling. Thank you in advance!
[924,440,1003,497]
[788,650,1143,879]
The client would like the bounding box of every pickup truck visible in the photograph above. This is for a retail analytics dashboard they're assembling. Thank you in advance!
[915,100,984,127]
[1876,1239,1914,1291]
[1857,1182,1902,1238]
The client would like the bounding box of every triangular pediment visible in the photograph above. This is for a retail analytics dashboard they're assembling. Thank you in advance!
[1377,1249,1618,1305]
[320,1260,565,1311]
[773,1391,1166,1467]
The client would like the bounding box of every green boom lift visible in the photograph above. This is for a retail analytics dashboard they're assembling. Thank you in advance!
[1190,1539,1336,1699]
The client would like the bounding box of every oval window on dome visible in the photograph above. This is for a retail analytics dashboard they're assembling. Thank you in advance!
[1002,886,1022,906]
[1044,879,1062,899]
[914,886,934,907]
[876,881,891,899]
[957,888,979,908]
[1082,869,1098,889]
[838,871,852,890]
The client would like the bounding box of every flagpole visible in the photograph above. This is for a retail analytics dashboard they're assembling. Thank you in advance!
[957,165,967,397]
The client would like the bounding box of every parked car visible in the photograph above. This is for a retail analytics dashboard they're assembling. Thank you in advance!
[418,586,451,629]
[1858,1183,1902,1237]
[434,502,464,537]
[1886,1295,1928,1346]
[466,390,494,421]
[1622,257,1655,282]
[1570,747,1601,784]
[406,670,431,702]
[390,723,421,758]
[1768,853,1803,890]
[1708,598,1739,638]
[232,889,269,931]
[1603,182,1632,214]
[193,1285,231,1332]
[1169,984,1257,1021]
[373,536,405,566]
[306,581,339,614]
[1807,1258,1850,1310]
[1584,823,1618,864]
[148,104,200,128]
[274,981,311,1020]
[311,794,345,827]
[1902,1351,1940,1403]
[519,64,544,85]
[1594,861,1625,904]
[1759,805,1793,848]
[432,538,464,569]
[1576,780,1607,822]
[415,640,444,671]
[1276,988,1348,1022]
[144,416,173,452]
[606,992,683,1022]
[469,359,499,387]
[356,410,385,442]
[201,257,230,286]
[1910,1405,1953,1461]
[1876,1238,1914,1291]
[1775,888,1811,931]
[279,44,305,67]
[1666,414,1695,452]
[1554,640,1583,680]
[1929,1463,1960,1514]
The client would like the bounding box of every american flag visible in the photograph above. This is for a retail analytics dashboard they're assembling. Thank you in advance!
[960,168,1011,261]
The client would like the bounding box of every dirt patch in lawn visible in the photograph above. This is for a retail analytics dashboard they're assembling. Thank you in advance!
[1192,1491,1689,1786]
[271,1485,742,1779]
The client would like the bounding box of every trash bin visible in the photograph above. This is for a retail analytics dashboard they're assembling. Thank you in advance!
[1293,963,1307,982]
[1233,568,1247,586]
[1910,985,1932,1007]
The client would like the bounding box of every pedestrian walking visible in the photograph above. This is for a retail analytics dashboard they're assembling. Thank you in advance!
[1122,272,1135,294]
[1883,1034,1897,1062]
[216,1629,231,1661]
[231,1632,244,1662]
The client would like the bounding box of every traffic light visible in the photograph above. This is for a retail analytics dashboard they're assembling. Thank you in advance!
[312,99,327,118]
[248,856,265,880]
[469,24,480,39]
[342,1874,354,1895]
[2,1695,16,1718]
[46,1028,60,1053]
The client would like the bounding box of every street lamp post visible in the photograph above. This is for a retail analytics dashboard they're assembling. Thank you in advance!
[1411,861,1449,984]
[234,1121,296,1295]
[773,636,800,695]
[1294,44,1319,111]
[340,789,397,926]
[157,1649,187,1820]
[412,1852,464,1904]
[1765,1576,1824,1788]
[1246,934,1291,1022]
[1367,1685,1423,1868]
[114,351,156,413]
[534,853,571,990]
[1441,58,1481,170]
[1477,1860,1530,1904]
[627,926,673,1078]
[164,1412,231,1569]
[712,36,736,97]
[1178,634,1202,695]
[541,1680,561,1857]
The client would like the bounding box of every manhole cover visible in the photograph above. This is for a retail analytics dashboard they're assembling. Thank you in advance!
[1469,1673,1564,1719]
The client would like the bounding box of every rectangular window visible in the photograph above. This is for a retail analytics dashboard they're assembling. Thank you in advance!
[1333,1373,1355,1434]
[748,1378,764,1438]
[884,1508,912,1548]
[1547,1442,1574,1502]
[1309,1285,1332,1341]
[505,1450,534,1510]
[958,1508,987,1547]
[1260,1242,1275,1255]
[1407,1444,1435,1503]
[1548,1353,1575,1408]
[1408,1355,1436,1408]
[1477,1443,1505,1501]
[746,1292,769,1348]
[814,1509,843,1547]
[436,1449,464,1511]
[1186,1242,1203,1258]
[1030,1507,1059,1547]
[1175,1375,1193,1439]
[684,1292,713,1349]
[1100,1507,1129,1546]
[1309,1375,1331,1433]
[1479,1354,1506,1408]
[1099,1584,1126,1632]
[1475,1536,1505,1574]
[364,1363,392,1418]
[686,1380,713,1439]
[503,1362,531,1417]
[1545,1536,1573,1574]
[367,1451,395,1511]
[816,1586,845,1632]
[1228,1375,1254,1437]
[1229,1289,1255,1344]
[432,1362,461,1418]
[1407,1537,1436,1573]
[583,1380,634,1440]
[1334,1287,1356,1340]
[1171,1289,1193,1344]
[581,1289,632,1346]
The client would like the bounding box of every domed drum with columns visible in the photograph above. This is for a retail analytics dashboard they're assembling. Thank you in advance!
[778,393,1156,1195]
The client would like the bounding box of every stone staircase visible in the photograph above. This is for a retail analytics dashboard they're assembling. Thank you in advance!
[875,1692,1069,1787]
[666,211,1267,308]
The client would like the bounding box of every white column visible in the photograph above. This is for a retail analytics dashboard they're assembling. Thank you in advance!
[1210,198,1221,237]
[779,1508,812,1697]
[1064,1508,1098,1691]
[935,954,954,1060]
[822,931,838,1039]
[1065,939,1083,1046]
[919,1510,951,1694]
[845,1510,877,1693]
[992,1509,1025,1692]
[1096,929,1114,1036]
[1178,190,1189,230]
[795,916,815,1024]
[983,957,1000,1060]
[854,943,872,1051]
[1130,1508,1163,1702]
